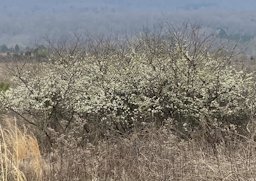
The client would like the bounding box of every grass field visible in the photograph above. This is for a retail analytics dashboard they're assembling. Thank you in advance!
[1,118,256,181]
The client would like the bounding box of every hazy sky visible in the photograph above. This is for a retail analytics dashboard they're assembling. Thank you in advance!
[1,0,256,46]
[2,0,256,11]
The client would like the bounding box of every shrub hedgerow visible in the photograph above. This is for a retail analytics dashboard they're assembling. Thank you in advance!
[2,25,256,144]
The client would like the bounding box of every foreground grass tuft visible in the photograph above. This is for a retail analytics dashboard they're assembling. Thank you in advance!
[0,118,43,181]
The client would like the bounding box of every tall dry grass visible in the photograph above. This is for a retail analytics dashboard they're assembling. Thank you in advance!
[2,118,256,181]
[42,127,256,181]
[0,117,43,181]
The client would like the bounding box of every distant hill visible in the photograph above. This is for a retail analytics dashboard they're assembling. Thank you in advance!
[1,0,256,46]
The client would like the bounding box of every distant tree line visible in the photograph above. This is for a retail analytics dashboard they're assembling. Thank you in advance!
[0,44,48,58]
[0,44,21,53]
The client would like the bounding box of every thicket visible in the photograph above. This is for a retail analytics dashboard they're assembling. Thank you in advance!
[1,25,256,147]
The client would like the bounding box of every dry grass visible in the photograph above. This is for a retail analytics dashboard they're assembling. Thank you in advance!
[2,119,256,181]
[0,62,13,82]
[42,127,256,181]
[0,117,43,181]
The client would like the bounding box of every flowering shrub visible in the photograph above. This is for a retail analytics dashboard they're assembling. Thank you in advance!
[2,26,256,143]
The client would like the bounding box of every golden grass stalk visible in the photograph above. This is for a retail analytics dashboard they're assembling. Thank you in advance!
[0,117,43,181]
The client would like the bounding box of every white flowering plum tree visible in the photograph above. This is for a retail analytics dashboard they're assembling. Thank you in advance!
[2,25,256,144]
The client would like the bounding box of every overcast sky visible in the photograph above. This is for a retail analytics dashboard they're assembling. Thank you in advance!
[1,0,256,46]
